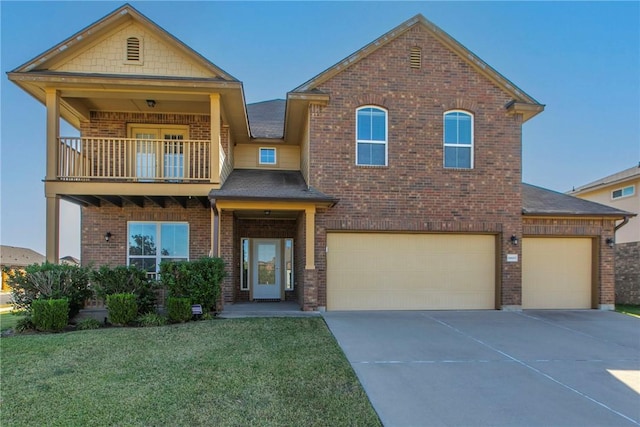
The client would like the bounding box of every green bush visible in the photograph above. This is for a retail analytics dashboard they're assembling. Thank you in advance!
[160,257,225,312]
[4,262,92,318]
[14,316,35,333]
[106,293,138,326]
[32,298,69,332]
[76,318,101,330]
[137,312,168,327]
[167,297,192,323]
[91,265,157,314]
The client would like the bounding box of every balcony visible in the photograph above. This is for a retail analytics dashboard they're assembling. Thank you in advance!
[58,137,219,182]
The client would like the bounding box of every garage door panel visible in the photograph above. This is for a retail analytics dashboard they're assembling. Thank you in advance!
[327,233,496,310]
[522,238,592,309]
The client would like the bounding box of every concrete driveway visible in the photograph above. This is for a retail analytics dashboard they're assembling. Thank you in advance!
[323,310,640,427]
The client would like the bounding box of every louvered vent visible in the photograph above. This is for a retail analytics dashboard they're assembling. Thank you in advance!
[126,37,141,61]
[410,47,421,69]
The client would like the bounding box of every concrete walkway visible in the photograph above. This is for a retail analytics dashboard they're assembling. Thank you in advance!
[218,301,320,318]
[323,310,640,427]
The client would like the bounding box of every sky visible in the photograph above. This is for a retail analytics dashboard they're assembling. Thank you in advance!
[1,1,639,259]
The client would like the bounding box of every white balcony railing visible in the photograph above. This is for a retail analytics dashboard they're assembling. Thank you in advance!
[58,137,213,182]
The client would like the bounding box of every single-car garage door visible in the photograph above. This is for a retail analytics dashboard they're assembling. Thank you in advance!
[326,233,496,310]
[522,237,593,309]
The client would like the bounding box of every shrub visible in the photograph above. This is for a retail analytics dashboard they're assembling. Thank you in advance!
[76,318,101,330]
[160,257,225,312]
[32,298,69,332]
[137,312,168,327]
[14,316,35,333]
[4,262,92,318]
[167,297,192,323]
[91,265,157,314]
[106,293,138,326]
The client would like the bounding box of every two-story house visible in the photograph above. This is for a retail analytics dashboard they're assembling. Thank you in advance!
[569,165,640,304]
[8,4,632,312]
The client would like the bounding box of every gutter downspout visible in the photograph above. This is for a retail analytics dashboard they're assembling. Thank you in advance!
[614,216,630,233]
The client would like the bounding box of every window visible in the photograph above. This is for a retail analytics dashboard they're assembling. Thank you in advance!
[356,106,387,166]
[129,125,188,180]
[128,222,189,277]
[612,185,635,200]
[241,238,249,290]
[284,239,294,291]
[259,147,276,165]
[444,111,473,169]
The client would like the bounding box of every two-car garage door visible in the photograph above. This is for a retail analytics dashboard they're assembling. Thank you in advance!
[326,233,496,310]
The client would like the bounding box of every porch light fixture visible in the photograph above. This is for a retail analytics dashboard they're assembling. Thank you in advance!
[264,210,271,216]
[606,237,615,248]
[104,232,112,242]
[146,99,156,108]
[510,235,519,246]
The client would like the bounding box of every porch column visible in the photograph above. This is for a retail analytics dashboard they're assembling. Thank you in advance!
[45,88,60,181]
[305,207,316,269]
[45,195,60,263]
[209,93,221,184]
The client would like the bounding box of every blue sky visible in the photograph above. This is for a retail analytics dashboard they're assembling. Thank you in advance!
[1,1,639,259]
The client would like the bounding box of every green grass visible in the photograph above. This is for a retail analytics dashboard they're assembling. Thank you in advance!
[0,312,24,332]
[616,304,640,317]
[0,318,381,426]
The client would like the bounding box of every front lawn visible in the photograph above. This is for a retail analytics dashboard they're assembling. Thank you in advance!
[1,318,381,426]
[0,312,23,332]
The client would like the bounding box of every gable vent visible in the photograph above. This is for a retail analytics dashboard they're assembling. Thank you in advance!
[126,37,141,61]
[410,47,421,69]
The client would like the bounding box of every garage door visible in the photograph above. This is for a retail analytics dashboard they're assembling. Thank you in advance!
[522,238,593,309]
[326,233,496,310]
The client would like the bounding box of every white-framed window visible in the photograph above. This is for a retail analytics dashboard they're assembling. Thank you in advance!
[612,185,635,200]
[128,222,189,276]
[259,147,277,165]
[356,106,388,166]
[444,110,473,169]
[241,238,249,290]
[284,238,294,291]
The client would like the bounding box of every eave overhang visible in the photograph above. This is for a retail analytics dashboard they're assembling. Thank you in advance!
[283,91,330,144]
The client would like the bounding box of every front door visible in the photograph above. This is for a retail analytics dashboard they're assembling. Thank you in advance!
[252,239,281,300]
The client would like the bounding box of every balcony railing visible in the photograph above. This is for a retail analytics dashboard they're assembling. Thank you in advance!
[58,137,214,182]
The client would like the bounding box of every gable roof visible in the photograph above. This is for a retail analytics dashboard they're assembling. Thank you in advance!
[0,245,46,267]
[568,164,640,195]
[291,14,544,122]
[10,3,236,81]
[522,183,633,217]
[247,100,286,139]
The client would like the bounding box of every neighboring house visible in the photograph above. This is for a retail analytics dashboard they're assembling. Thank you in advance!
[569,165,640,304]
[60,256,81,266]
[8,5,632,312]
[0,245,46,292]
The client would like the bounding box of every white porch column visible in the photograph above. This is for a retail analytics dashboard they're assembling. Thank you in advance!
[305,207,316,270]
[209,93,221,184]
[45,88,60,181]
[45,195,60,263]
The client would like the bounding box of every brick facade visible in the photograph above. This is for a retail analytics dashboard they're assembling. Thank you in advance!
[309,25,523,308]
[615,241,640,304]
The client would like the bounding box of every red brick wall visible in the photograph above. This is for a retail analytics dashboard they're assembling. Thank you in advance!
[81,199,211,267]
[523,217,617,306]
[308,25,524,308]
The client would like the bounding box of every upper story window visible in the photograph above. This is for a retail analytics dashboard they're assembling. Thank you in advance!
[356,106,387,166]
[259,147,277,165]
[125,37,143,64]
[612,185,635,200]
[444,111,473,169]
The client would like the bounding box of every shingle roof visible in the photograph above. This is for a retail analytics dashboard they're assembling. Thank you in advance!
[209,169,337,204]
[0,245,46,267]
[569,164,640,194]
[247,100,286,139]
[523,183,632,217]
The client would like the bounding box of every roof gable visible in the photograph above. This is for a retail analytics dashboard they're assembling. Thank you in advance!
[11,4,237,81]
[291,14,543,121]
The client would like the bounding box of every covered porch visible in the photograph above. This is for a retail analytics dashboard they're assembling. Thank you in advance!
[210,169,337,311]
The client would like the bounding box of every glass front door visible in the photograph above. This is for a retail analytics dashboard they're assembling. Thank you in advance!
[252,239,281,300]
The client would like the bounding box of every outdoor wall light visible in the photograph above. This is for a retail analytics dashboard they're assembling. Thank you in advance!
[606,237,615,248]
[146,99,156,108]
[264,210,271,216]
[104,232,112,242]
[510,235,519,246]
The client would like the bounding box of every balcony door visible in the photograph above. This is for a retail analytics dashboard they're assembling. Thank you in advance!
[129,125,188,180]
